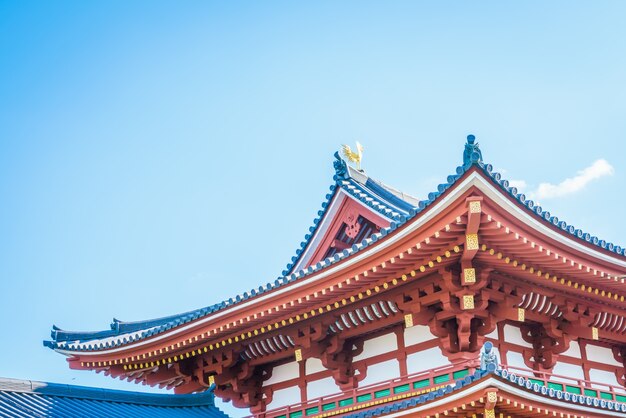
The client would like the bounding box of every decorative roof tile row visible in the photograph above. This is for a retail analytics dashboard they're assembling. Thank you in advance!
[341,366,626,418]
[0,377,228,418]
[282,156,413,277]
[495,369,626,413]
[45,137,625,353]
[281,178,407,276]
[45,155,416,351]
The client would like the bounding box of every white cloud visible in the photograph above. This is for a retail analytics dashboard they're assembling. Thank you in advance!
[532,159,614,200]
[498,160,614,202]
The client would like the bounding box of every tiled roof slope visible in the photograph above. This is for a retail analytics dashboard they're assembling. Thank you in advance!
[45,136,626,353]
[0,377,229,418]
[283,160,418,276]
[342,368,626,417]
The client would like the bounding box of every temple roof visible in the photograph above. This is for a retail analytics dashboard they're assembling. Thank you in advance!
[340,368,626,418]
[45,136,626,354]
[284,161,418,274]
[0,377,228,417]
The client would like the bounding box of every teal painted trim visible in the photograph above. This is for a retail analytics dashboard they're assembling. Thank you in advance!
[374,389,390,398]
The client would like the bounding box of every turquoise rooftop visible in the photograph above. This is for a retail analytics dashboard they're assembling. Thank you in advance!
[0,377,229,417]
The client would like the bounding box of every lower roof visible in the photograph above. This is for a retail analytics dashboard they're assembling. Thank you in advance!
[0,377,229,418]
[342,369,626,418]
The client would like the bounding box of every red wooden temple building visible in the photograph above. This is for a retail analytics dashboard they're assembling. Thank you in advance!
[46,137,626,417]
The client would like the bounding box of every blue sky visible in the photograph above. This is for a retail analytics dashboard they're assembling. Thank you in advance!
[1,1,626,416]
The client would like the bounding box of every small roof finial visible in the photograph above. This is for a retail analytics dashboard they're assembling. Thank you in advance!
[463,134,483,166]
[333,151,348,179]
[341,141,364,171]
[480,341,498,372]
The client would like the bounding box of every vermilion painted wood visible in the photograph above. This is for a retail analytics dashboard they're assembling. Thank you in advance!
[68,191,471,366]
[305,194,390,268]
[65,166,626,412]
[256,361,626,418]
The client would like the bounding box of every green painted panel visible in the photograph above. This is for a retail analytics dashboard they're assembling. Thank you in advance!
[566,385,582,394]
[433,374,450,384]
[584,389,597,397]
[453,369,469,380]
[529,379,544,386]
[413,379,430,389]
[289,412,302,418]
[356,393,372,402]
[548,382,563,391]
[393,384,410,394]
[600,392,613,400]
[276,415,286,418]
[615,395,626,402]
[338,398,354,407]
[374,389,391,398]
[305,407,319,416]
[322,402,336,411]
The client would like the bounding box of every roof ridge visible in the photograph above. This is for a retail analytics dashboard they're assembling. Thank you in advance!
[0,377,217,407]
[45,136,626,353]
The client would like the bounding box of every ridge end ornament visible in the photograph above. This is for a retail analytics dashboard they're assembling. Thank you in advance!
[463,134,483,166]
[480,341,499,372]
[342,141,364,171]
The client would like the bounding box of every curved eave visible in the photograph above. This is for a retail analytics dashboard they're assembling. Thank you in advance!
[46,156,626,355]
[465,166,626,269]
[46,164,417,353]
[471,163,625,258]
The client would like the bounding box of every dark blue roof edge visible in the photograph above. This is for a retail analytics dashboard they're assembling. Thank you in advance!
[0,377,217,407]
[363,177,416,213]
[493,368,626,413]
[467,159,626,259]
[281,152,411,277]
[281,182,339,277]
[45,153,412,352]
[49,304,232,342]
[45,137,626,353]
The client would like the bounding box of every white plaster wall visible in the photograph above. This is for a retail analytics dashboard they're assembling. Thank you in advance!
[306,358,326,375]
[359,359,400,386]
[502,324,533,348]
[268,386,301,409]
[586,344,622,367]
[552,362,585,381]
[406,347,449,374]
[353,333,397,361]
[561,340,581,358]
[505,351,527,370]
[404,325,436,346]
[263,361,300,386]
[484,327,498,339]
[589,368,620,388]
[306,376,338,400]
